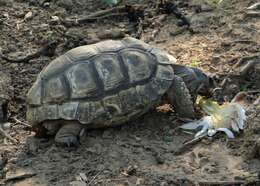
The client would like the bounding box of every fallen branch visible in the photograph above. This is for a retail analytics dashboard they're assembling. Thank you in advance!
[232,54,260,76]
[62,6,128,26]
[62,4,146,27]
[198,180,259,186]
[0,126,18,144]
[5,172,36,183]
[0,41,58,63]
[13,117,32,128]
[159,1,192,32]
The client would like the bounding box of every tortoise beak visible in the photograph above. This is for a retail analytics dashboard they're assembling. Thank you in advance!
[198,76,216,98]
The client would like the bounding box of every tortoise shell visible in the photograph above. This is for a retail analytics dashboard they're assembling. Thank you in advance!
[26,37,177,127]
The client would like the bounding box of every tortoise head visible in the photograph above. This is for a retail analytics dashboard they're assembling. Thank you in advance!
[191,67,215,97]
[171,64,215,98]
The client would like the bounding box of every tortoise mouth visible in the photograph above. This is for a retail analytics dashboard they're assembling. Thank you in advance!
[197,84,213,98]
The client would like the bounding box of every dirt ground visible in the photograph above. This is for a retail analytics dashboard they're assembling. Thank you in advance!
[0,0,260,185]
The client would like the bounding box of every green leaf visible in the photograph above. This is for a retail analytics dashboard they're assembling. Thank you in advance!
[189,59,201,68]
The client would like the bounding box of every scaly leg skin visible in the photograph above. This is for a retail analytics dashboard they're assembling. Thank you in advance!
[167,75,195,118]
[55,121,83,147]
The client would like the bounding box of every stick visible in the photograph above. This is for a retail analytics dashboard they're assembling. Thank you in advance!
[198,180,251,185]
[13,117,32,128]
[173,134,207,155]
[87,170,103,186]
[0,126,18,144]
[135,18,143,39]
[0,41,57,63]
[5,172,36,183]
[62,6,128,26]
[159,1,192,32]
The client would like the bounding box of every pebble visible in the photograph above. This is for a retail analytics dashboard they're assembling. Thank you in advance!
[2,122,11,130]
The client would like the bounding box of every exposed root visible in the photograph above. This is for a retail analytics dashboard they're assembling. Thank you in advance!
[0,41,58,63]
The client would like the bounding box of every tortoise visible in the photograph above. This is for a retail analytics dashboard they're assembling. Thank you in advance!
[26,37,212,146]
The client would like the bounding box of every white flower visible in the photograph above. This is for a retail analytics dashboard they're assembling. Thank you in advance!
[180,98,246,139]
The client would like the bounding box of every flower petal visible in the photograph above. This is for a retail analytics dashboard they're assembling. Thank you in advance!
[180,121,203,130]
[216,128,235,138]
[180,116,212,130]
[231,120,240,132]
[237,106,246,129]
[195,123,209,138]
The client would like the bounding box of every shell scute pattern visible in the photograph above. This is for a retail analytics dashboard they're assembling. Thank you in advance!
[66,63,98,99]
[43,76,68,103]
[59,102,79,120]
[36,104,59,123]
[95,40,125,52]
[93,53,125,91]
[77,101,106,124]
[118,87,141,113]
[27,38,176,126]
[120,49,155,83]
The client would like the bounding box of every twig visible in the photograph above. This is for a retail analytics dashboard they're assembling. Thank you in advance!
[159,1,192,32]
[62,6,128,26]
[0,41,58,63]
[173,134,207,155]
[239,60,258,76]
[13,117,32,128]
[4,172,36,183]
[87,170,103,186]
[135,18,143,39]
[0,126,18,144]
[198,180,257,186]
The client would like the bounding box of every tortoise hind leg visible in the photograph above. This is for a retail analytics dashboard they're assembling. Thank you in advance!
[55,121,84,147]
[167,75,195,118]
[33,120,61,138]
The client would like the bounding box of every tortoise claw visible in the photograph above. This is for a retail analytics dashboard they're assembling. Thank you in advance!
[55,134,80,147]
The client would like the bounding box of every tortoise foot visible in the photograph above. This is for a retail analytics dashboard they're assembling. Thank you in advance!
[54,122,83,147]
[55,133,79,147]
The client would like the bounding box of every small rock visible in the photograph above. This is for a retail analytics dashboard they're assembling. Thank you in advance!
[234,175,246,180]
[200,4,214,12]
[70,181,87,186]
[2,122,11,130]
[102,130,113,139]
[70,181,86,186]
[24,11,33,21]
[136,178,144,185]
[155,153,164,164]
[125,165,138,175]
[26,138,39,155]
[97,29,126,40]
[49,16,60,24]
[160,181,168,186]
[43,2,50,7]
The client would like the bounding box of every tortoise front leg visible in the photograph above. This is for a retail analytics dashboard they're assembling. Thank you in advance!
[55,121,84,147]
[167,75,195,118]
